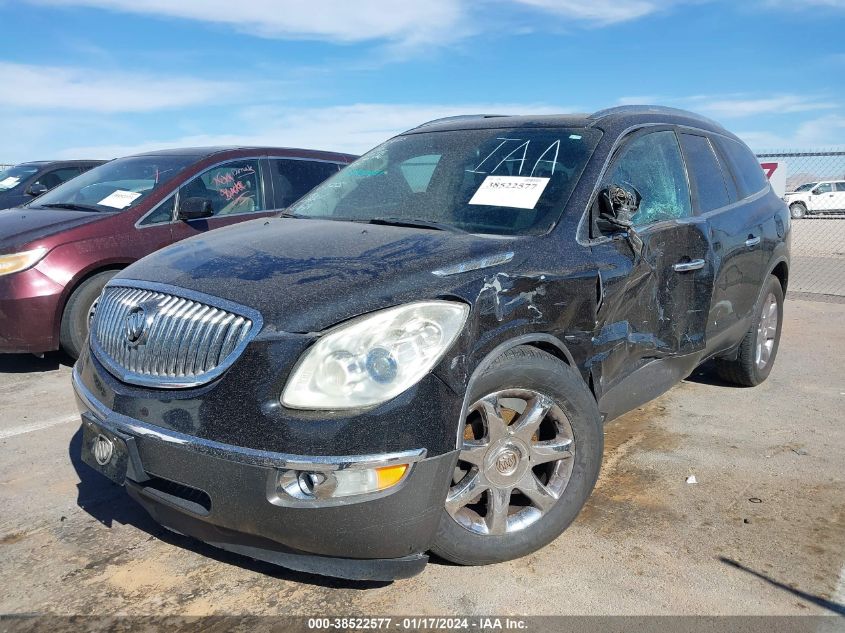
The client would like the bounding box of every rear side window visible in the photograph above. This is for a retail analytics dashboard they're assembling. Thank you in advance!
[713,136,768,198]
[836,183,845,192]
[679,133,732,213]
[273,159,339,208]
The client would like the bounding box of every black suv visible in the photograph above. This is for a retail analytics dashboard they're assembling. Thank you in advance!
[72,106,790,581]
[0,160,104,209]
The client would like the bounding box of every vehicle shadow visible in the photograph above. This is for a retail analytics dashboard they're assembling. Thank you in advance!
[68,427,388,590]
[683,360,742,388]
[0,351,73,373]
[718,556,845,615]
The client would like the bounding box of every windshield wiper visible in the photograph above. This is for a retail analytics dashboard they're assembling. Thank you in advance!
[368,217,466,233]
[40,202,103,212]
[277,211,311,219]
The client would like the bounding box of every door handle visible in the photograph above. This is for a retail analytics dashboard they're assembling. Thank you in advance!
[673,259,705,272]
[745,236,761,247]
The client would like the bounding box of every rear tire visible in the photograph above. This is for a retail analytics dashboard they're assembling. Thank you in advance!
[789,203,806,219]
[715,274,784,387]
[431,346,602,566]
[60,271,118,359]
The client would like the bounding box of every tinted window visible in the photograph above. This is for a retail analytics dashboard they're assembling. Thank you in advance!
[815,183,833,194]
[34,167,81,190]
[605,130,692,227]
[274,159,339,207]
[400,154,440,192]
[139,194,175,226]
[836,183,845,192]
[289,127,602,236]
[679,133,732,212]
[713,136,769,198]
[179,159,265,216]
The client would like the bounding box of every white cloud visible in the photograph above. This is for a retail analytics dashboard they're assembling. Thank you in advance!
[0,62,240,113]
[763,0,845,9]
[738,114,845,150]
[689,95,838,118]
[54,102,574,158]
[31,0,469,46]
[514,0,664,24]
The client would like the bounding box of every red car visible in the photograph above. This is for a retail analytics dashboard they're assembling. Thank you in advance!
[0,146,355,357]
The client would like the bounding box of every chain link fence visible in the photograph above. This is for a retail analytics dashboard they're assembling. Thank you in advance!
[757,151,845,298]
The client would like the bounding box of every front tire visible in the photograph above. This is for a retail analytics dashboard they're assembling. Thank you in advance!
[715,274,784,387]
[789,203,807,219]
[431,346,602,566]
[60,271,118,359]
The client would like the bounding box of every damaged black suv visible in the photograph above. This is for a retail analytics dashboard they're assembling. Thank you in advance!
[73,106,790,581]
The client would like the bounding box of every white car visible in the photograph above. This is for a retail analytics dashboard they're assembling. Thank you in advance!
[784,180,845,218]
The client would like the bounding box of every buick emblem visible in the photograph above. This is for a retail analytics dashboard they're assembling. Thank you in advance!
[124,304,155,346]
[93,434,114,466]
[495,449,519,476]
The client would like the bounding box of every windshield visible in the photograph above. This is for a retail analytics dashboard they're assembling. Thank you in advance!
[30,155,195,211]
[0,164,40,192]
[794,182,818,192]
[288,127,602,236]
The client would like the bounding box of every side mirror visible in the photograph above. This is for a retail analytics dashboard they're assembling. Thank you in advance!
[25,183,48,197]
[177,197,214,220]
[597,183,641,230]
[596,183,643,255]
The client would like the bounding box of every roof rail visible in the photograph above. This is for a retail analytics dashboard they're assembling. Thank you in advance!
[413,114,509,129]
[589,105,723,128]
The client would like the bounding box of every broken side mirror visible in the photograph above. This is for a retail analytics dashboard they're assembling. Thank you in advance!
[177,197,214,220]
[597,183,643,255]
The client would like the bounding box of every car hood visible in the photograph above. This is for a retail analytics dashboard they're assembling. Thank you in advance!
[0,206,108,253]
[120,217,516,333]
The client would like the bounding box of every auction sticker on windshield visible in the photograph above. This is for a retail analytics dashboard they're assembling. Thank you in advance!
[98,190,142,209]
[0,177,20,188]
[468,176,549,209]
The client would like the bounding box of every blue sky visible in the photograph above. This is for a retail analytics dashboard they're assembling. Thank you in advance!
[0,0,843,162]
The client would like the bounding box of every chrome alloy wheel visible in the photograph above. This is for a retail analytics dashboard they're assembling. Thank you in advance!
[446,389,575,536]
[755,292,778,370]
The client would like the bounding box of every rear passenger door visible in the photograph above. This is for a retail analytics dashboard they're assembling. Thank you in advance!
[702,134,769,351]
[270,158,340,209]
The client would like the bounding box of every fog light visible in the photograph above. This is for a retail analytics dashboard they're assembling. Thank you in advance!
[276,464,410,501]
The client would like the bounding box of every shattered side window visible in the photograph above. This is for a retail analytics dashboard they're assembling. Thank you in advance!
[606,130,692,227]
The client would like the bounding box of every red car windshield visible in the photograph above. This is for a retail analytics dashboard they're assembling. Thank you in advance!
[30,155,194,212]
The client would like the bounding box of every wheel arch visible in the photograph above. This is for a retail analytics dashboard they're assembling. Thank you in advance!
[768,258,789,294]
[455,333,582,449]
[53,262,129,341]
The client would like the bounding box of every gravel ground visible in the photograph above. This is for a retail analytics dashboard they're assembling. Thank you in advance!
[0,297,843,617]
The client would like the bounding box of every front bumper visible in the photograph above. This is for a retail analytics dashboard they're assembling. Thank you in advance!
[0,267,64,353]
[72,365,458,580]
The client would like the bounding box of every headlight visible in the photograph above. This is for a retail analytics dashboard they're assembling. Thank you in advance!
[282,301,469,410]
[0,247,48,277]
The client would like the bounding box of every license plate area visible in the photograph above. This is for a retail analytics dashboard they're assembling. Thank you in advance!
[80,416,133,485]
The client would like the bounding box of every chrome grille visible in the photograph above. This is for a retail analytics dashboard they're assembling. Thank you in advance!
[91,282,261,388]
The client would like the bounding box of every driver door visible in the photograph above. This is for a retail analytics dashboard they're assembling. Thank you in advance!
[589,128,714,420]
[170,157,274,242]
